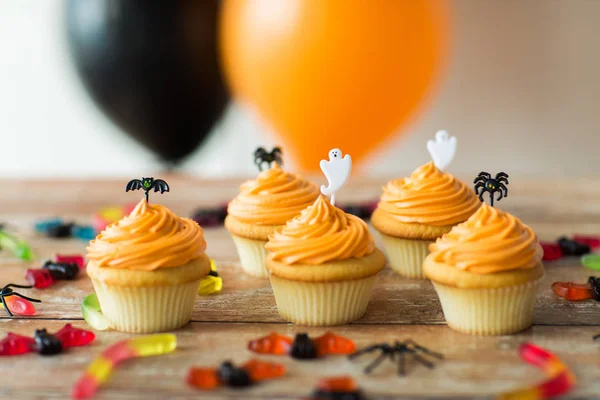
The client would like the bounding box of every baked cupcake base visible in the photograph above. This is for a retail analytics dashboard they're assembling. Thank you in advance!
[432,278,542,335]
[379,233,432,279]
[87,255,211,333]
[92,279,201,333]
[267,249,386,326]
[230,234,269,278]
[270,274,377,326]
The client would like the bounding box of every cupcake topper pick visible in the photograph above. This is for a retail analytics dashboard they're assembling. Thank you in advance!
[427,130,456,171]
[254,147,283,171]
[126,177,170,202]
[473,172,509,207]
[320,148,352,206]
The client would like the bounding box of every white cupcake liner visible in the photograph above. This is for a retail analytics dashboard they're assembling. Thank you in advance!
[379,233,433,279]
[269,275,378,326]
[231,235,269,278]
[432,278,542,335]
[91,279,201,333]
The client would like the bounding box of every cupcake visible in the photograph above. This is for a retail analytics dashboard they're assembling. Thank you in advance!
[225,162,319,277]
[423,204,544,335]
[265,195,386,326]
[86,199,211,333]
[371,161,480,279]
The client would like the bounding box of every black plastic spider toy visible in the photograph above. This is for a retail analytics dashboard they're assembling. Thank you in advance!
[473,171,509,206]
[254,147,283,171]
[348,340,443,376]
[0,283,41,317]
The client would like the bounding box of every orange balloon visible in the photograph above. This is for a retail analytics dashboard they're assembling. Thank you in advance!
[220,0,449,172]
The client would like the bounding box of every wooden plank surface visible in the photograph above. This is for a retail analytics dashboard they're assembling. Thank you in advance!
[0,178,599,399]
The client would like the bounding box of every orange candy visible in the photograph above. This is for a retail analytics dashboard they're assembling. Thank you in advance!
[247,333,293,355]
[313,332,356,357]
[187,368,220,390]
[316,376,358,393]
[551,282,592,301]
[244,359,286,382]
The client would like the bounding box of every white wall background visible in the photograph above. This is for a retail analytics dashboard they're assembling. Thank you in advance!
[0,0,599,178]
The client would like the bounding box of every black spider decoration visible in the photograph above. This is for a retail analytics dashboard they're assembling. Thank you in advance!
[348,340,443,376]
[254,147,283,171]
[0,283,41,317]
[126,177,170,202]
[473,171,509,206]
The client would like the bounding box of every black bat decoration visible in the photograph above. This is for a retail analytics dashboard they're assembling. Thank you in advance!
[126,177,170,202]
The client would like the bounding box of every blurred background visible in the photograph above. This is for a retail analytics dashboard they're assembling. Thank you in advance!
[0,0,598,179]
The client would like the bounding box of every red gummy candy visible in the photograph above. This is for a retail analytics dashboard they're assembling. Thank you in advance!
[4,296,37,316]
[572,235,600,250]
[541,242,563,261]
[55,324,95,349]
[25,268,55,289]
[55,254,85,269]
[0,333,36,356]
[551,281,592,301]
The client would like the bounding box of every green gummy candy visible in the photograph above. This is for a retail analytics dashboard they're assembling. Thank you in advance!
[581,254,600,271]
[82,293,110,331]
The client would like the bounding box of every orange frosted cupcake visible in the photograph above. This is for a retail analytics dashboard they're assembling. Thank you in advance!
[371,161,480,279]
[265,195,386,326]
[86,199,211,333]
[423,204,544,335]
[225,162,319,277]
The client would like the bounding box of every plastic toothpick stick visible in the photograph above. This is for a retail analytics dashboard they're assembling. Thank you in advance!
[320,149,352,206]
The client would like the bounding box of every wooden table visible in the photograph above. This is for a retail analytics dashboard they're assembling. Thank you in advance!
[0,177,599,399]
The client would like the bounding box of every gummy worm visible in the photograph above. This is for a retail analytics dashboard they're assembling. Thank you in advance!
[71,334,176,399]
[498,342,575,400]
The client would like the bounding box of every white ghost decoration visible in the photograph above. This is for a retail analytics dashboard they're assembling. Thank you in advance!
[320,148,352,206]
[427,130,456,171]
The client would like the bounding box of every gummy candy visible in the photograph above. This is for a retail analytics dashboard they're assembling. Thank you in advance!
[0,324,94,356]
[581,254,600,271]
[572,235,600,250]
[498,343,574,400]
[187,359,285,390]
[72,334,176,399]
[551,277,600,301]
[540,243,562,262]
[198,259,222,295]
[557,237,590,256]
[81,293,110,331]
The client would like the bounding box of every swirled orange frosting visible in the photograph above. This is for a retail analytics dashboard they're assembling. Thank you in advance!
[266,195,375,265]
[227,163,320,225]
[428,204,542,274]
[377,161,480,226]
[86,199,206,271]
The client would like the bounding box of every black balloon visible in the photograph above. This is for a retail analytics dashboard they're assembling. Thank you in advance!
[66,0,229,164]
